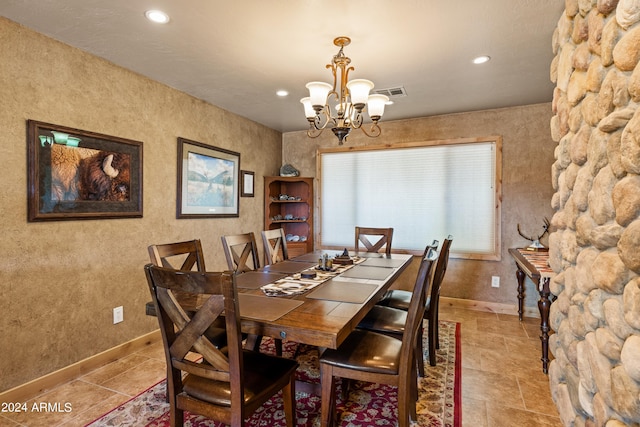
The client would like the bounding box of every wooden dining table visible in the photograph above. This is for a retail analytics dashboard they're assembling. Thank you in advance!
[234,251,414,350]
[145,250,414,351]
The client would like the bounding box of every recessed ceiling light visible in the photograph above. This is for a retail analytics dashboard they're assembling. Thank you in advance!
[145,10,170,24]
[472,55,491,65]
[276,90,289,97]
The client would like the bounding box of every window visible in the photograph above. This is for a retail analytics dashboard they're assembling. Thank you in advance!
[318,136,502,260]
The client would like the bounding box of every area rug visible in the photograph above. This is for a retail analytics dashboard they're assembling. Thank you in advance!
[87,320,460,427]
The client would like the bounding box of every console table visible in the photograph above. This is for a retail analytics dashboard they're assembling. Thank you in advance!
[508,248,555,374]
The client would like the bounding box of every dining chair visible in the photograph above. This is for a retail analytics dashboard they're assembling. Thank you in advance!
[356,239,439,376]
[147,239,226,346]
[318,248,437,427]
[261,228,289,266]
[221,232,283,356]
[147,239,228,402]
[355,226,394,255]
[148,239,207,271]
[144,264,298,427]
[221,232,261,273]
[374,236,453,368]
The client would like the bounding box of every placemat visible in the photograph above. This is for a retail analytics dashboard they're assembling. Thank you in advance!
[306,280,379,304]
[262,260,319,274]
[238,294,304,321]
[290,251,336,262]
[339,265,394,280]
[235,271,287,289]
[363,257,407,268]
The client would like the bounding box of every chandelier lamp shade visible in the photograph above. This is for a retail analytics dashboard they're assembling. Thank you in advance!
[301,36,389,145]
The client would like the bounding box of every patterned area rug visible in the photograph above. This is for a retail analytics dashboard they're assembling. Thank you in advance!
[87,320,460,427]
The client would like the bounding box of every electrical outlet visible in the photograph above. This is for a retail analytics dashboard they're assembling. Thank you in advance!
[113,306,124,324]
[491,276,500,288]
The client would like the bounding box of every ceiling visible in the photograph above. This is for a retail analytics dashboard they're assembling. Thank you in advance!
[0,0,565,133]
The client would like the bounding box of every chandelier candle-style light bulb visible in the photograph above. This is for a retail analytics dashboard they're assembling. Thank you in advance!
[300,97,315,119]
[302,36,389,145]
[306,82,333,111]
[346,79,374,111]
[367,94,388,121]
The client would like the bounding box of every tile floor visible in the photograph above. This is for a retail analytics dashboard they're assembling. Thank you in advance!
[0,307,562,427]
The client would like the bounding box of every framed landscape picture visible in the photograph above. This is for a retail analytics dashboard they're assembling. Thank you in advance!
[27,120,143,222]
[176,137,240,218]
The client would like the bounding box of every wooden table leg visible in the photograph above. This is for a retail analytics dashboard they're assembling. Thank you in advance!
[538,277,551,374]
[515,268,525,322]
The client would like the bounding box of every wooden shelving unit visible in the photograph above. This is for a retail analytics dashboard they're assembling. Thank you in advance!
[264,176,313,257]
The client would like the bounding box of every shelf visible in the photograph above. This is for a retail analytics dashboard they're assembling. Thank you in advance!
[264,176,313,254]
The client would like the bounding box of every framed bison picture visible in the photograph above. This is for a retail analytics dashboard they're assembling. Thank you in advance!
[176,138,240,218]
[27,120,143,221]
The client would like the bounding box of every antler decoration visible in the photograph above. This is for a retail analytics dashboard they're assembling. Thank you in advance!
[517,217,550,249]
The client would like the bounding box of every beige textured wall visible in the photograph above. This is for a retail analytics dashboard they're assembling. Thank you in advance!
[283,104,556,305]
[0,18,281,391]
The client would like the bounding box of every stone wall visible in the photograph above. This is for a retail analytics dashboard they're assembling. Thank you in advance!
[548,0,640,425]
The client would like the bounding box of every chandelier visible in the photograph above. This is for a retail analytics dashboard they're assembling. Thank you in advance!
[300,36,389,145]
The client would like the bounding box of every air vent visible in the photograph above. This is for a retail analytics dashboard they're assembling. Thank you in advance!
[373,86,407,98]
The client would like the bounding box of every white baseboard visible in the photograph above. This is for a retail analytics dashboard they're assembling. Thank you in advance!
[0,329,161,403]
[440,296,541,319]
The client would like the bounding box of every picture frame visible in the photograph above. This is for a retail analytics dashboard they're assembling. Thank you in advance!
[27,120,143,222]
[177,137,240,218]
[241,170,255,197]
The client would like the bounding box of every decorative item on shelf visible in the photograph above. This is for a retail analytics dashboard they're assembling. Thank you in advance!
[300,36,389,145]
[517,217,550,251]
[333,248,354,265]
[278,194,301,201]
[280,164,300,177]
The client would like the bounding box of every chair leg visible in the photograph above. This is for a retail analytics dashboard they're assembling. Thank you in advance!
[397,380,411,427]
[428,313,437,366]
[247,335,283,356]
[341,378,353,401]
[435,297,441,349]
[282,374,296,427]
[320,364,336,427]
[410,355,419,418]
[416,323,425,377]
[170,407,184,427]
[246,334,261,351]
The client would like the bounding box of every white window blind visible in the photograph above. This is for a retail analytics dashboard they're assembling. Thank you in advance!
[319,138,501,259]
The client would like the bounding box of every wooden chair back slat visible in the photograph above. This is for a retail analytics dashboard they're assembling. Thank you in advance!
[148,239,206,272]
[261,228,289,265]
[221,233,260,273]
[355,226,394,256]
